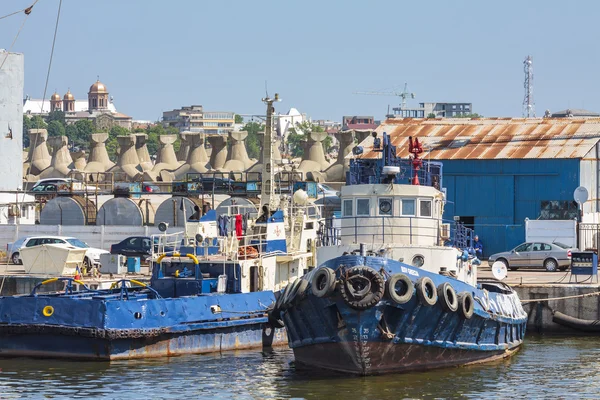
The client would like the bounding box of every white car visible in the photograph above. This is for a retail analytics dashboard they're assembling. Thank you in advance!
[317,183,339,197]
[8,236,109,269]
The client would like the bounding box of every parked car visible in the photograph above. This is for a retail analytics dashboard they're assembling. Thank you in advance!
[110,236,175,258]
[317,183,339,197]
[8,236,109,269]
[30,178,98,193]
[488,241,575,272]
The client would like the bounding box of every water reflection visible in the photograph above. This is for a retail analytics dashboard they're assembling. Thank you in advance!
[0,336,597,399]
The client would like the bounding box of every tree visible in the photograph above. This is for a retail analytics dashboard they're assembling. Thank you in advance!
[234,114,244,124]
[22,115,31,148]
[47,120,66,137]
[46,110,65,125]
[427,113,436,118]
[65,124,79,148]
[323,135,333,153]
[241,121,264,159]
[30,115,47,130]
[70,119,95,150]
[285,121,325,157]
[109,125,129,139]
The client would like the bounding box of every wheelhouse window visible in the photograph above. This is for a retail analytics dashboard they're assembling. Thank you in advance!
[401,199,415,216]
[356,198,370,216]
[378,198,393,216]
[419,199,432,217]
[342,199,353,217]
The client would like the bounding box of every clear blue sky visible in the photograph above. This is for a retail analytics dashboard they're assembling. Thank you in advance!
[2,0,599,122]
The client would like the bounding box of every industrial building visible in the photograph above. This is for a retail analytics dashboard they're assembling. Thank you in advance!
[359,117,600,256]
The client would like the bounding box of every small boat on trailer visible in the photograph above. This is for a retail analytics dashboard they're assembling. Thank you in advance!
[273,132,528,375]
[0,94,321,360]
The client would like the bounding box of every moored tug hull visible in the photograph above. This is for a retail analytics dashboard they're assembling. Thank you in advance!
[279,255,527,376]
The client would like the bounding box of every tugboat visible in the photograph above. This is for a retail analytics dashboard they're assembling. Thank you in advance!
[0,94,321,360]
[274,132,527,375]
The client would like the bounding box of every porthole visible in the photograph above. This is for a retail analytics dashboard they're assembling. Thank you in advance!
[379,199,392,215]
[134,312,142,319]
[412,255,425,268]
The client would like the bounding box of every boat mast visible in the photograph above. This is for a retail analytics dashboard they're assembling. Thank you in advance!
[260,93,280,214]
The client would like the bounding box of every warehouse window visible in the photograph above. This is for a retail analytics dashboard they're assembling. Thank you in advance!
[540,200,578,220]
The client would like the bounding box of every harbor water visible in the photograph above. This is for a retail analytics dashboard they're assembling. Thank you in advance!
[0,336,598,399]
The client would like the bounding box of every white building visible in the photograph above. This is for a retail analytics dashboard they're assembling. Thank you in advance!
[0,51,35,225]
[277,107,307,139]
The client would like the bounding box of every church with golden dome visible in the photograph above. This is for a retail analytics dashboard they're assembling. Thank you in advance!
[23,79,132,130]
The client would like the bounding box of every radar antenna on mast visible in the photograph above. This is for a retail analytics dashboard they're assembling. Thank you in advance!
[522,56,535,118]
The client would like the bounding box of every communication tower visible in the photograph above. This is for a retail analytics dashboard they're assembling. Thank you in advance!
[523,56,535,118]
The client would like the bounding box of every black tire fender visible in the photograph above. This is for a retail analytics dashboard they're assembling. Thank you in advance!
[311,267,336,298]
[267,309,285,329]
[281,279,301,310]
[385,273,414,304]
[437,282,458,312]
[415,277,437,307]
[340,266,385,310]
[290,279,309,306]
[458,291,475,319]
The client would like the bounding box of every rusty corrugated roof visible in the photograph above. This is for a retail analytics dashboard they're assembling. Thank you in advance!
[356,118,600,160]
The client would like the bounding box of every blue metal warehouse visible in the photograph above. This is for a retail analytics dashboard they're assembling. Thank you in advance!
[360,117,600,256]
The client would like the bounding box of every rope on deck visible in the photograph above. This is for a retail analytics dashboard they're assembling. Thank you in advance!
[521,291,600,304]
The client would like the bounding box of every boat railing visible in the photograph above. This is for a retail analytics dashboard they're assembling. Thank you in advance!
[318,216,474,247]
[151,231,185,258]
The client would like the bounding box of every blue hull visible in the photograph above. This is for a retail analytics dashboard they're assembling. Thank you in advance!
[0,290,286,360]
[281,256,527,375]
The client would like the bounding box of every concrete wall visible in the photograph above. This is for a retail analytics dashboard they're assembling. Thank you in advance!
[0,51,24,190]
[0,224,169,253]
[514,284,600,334]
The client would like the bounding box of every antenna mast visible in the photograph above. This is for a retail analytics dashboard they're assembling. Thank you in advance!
[260,93,281,213]
[522,56,535,117]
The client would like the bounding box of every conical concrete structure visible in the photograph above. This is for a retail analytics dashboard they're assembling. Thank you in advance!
[71,150,87,171]
[84,133,115,173]
[206,134,227,170]
[143,134,180,181]
[25,129,51,178]
[221,131,254,172]
[108,135,142,180]
[176,131,191,163]
[319,130,355,182]
[297,131,330,178]
[163,133,210,181]
[39,135,74,178]
[134,133,153,171]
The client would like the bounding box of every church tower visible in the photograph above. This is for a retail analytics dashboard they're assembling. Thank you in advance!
[88,79,109,111]
[63,89,75,112]
[50,91,62,111]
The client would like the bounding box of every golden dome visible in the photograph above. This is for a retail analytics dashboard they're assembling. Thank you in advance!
[50,92,61,102]
[89,79,108,94]
[63,90,74,101]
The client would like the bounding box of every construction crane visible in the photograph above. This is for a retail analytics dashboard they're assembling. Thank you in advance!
[354,82,416,111]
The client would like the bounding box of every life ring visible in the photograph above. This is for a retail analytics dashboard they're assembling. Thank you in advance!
[310,267,336,298]
[385,273,414,304]
[415,277,437,307]
[437,282,458,312]
[42,305,54,317]
[458,292,475,319]
[340,266,385,310]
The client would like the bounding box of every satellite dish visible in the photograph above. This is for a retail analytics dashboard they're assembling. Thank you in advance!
[574,186,589,204]
[491,261,508,281]
[158,221,169,232]
[195,233,204,244]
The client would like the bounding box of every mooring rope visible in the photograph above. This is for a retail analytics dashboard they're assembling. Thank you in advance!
[521,291,600,304]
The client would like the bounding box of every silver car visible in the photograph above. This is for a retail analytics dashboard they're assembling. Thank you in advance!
[488,242,574,272]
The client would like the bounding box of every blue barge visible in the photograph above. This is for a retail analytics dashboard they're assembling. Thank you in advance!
[274,133,528,375]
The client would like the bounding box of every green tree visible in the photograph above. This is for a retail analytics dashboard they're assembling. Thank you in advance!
[241,121,264,159]
[70,119,95,150]
[30,115,47,130]
[323,135,333,153]
[65,124,79,148]
[234,114,244,124]
[46,110,65,125]
[427,113,436,118]
[47,120,66,137]
[109,125,129,139]
[285,121,325,157]
[22,115,31,148]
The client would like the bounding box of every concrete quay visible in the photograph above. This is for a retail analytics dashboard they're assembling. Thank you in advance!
[479,267,600,334]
